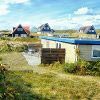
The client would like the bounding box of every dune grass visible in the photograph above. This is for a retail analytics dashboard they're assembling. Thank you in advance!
[5,71,100,100]
[0,52,100,99]
[0,52,33,71]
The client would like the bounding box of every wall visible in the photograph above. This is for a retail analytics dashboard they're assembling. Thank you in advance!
[41,39,100,62]
[79,45,100,61]
[61,42,77,63]
[41,39,77,63]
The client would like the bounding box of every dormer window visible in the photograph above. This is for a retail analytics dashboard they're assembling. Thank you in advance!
[17,28,23,31]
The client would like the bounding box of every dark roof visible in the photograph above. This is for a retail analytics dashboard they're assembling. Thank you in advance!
[12,24,30,34]
[41,36,100,45]
[38,23,54,33]
[79,25,96,34]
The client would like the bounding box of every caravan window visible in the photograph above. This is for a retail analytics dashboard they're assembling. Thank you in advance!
[56,43,61,48]
[46,41,49,48]
[59,43,61,48]
[93,50,100,58]
[56,43,59,48]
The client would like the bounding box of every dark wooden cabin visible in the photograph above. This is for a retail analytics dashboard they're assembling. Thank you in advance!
[12,24,30,37]
[37,23,54,34]
[79,25,96,34]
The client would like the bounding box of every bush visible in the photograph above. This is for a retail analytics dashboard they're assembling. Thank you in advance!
[0,37,11,41]
[0,43,28,53]
[0,57,2,61]
[86,61,100,76]
[14,45,28,52]
[64,60,100,76]
[0,44,13,53]
[76,60,90,75]
[64,63,77,73]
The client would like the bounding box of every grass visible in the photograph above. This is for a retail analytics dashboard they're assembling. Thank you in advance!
[0,37,40,45]
[0,52,100,99]
[13,37,40,43]
[0,52,33,71]
[6,71,100,100]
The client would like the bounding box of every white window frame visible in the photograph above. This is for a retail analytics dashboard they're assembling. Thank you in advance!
[92,45,100,58]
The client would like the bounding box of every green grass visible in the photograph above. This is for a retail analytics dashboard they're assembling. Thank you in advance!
[0,53,100,99]
[13,37,40,43]
[0,37,40,44]
[5,71,100,100]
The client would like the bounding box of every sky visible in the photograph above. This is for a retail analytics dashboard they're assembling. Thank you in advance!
[0,0,100,30]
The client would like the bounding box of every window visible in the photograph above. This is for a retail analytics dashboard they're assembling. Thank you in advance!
[17,28,23,31]
[59,43,61,48]
[56,43,61,48]
[80,30,83,33]
[56,43,59,48]
[93,50,100,58]
[21,34,27,37]
[46,41,49,48]
[92,30,94,32]
[15,34,19,37]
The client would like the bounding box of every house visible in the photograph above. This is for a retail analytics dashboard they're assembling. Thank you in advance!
[41,36,100,63]
[37,23,55,34]
[31,27,38,33]
[12,24,30,37]
[79,25,96,34]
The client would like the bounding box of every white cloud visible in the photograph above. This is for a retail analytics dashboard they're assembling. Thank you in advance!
[38,13,100,29]
[74,7,93,15]
[0,4,10,15]
[4,0,30,4]
[0,0,30,16]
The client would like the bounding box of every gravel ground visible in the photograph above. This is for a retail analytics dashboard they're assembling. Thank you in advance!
[22,52,41,66]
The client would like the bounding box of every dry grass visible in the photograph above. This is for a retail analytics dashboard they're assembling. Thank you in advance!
[7,71,100,100]
[0,52,100,99]
[0,52,33,71]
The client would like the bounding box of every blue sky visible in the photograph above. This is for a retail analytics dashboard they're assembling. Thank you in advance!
[0,0,100,30]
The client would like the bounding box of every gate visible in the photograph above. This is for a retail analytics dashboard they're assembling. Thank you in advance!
[41,48,65,64]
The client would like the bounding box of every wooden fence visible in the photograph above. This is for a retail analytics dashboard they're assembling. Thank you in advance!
[41,48,65,64]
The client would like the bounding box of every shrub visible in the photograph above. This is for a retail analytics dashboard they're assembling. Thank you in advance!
[0,37,11,41]
[76,60,90,75]
[64,63,77,73]
[0,44,13,53]
[64,60,100,76]
[0,57,2,61]
[0,43,28,53]
[86,61,100,76]
[14,45,28,52]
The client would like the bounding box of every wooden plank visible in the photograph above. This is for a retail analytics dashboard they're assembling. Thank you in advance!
[41,48,65,64]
